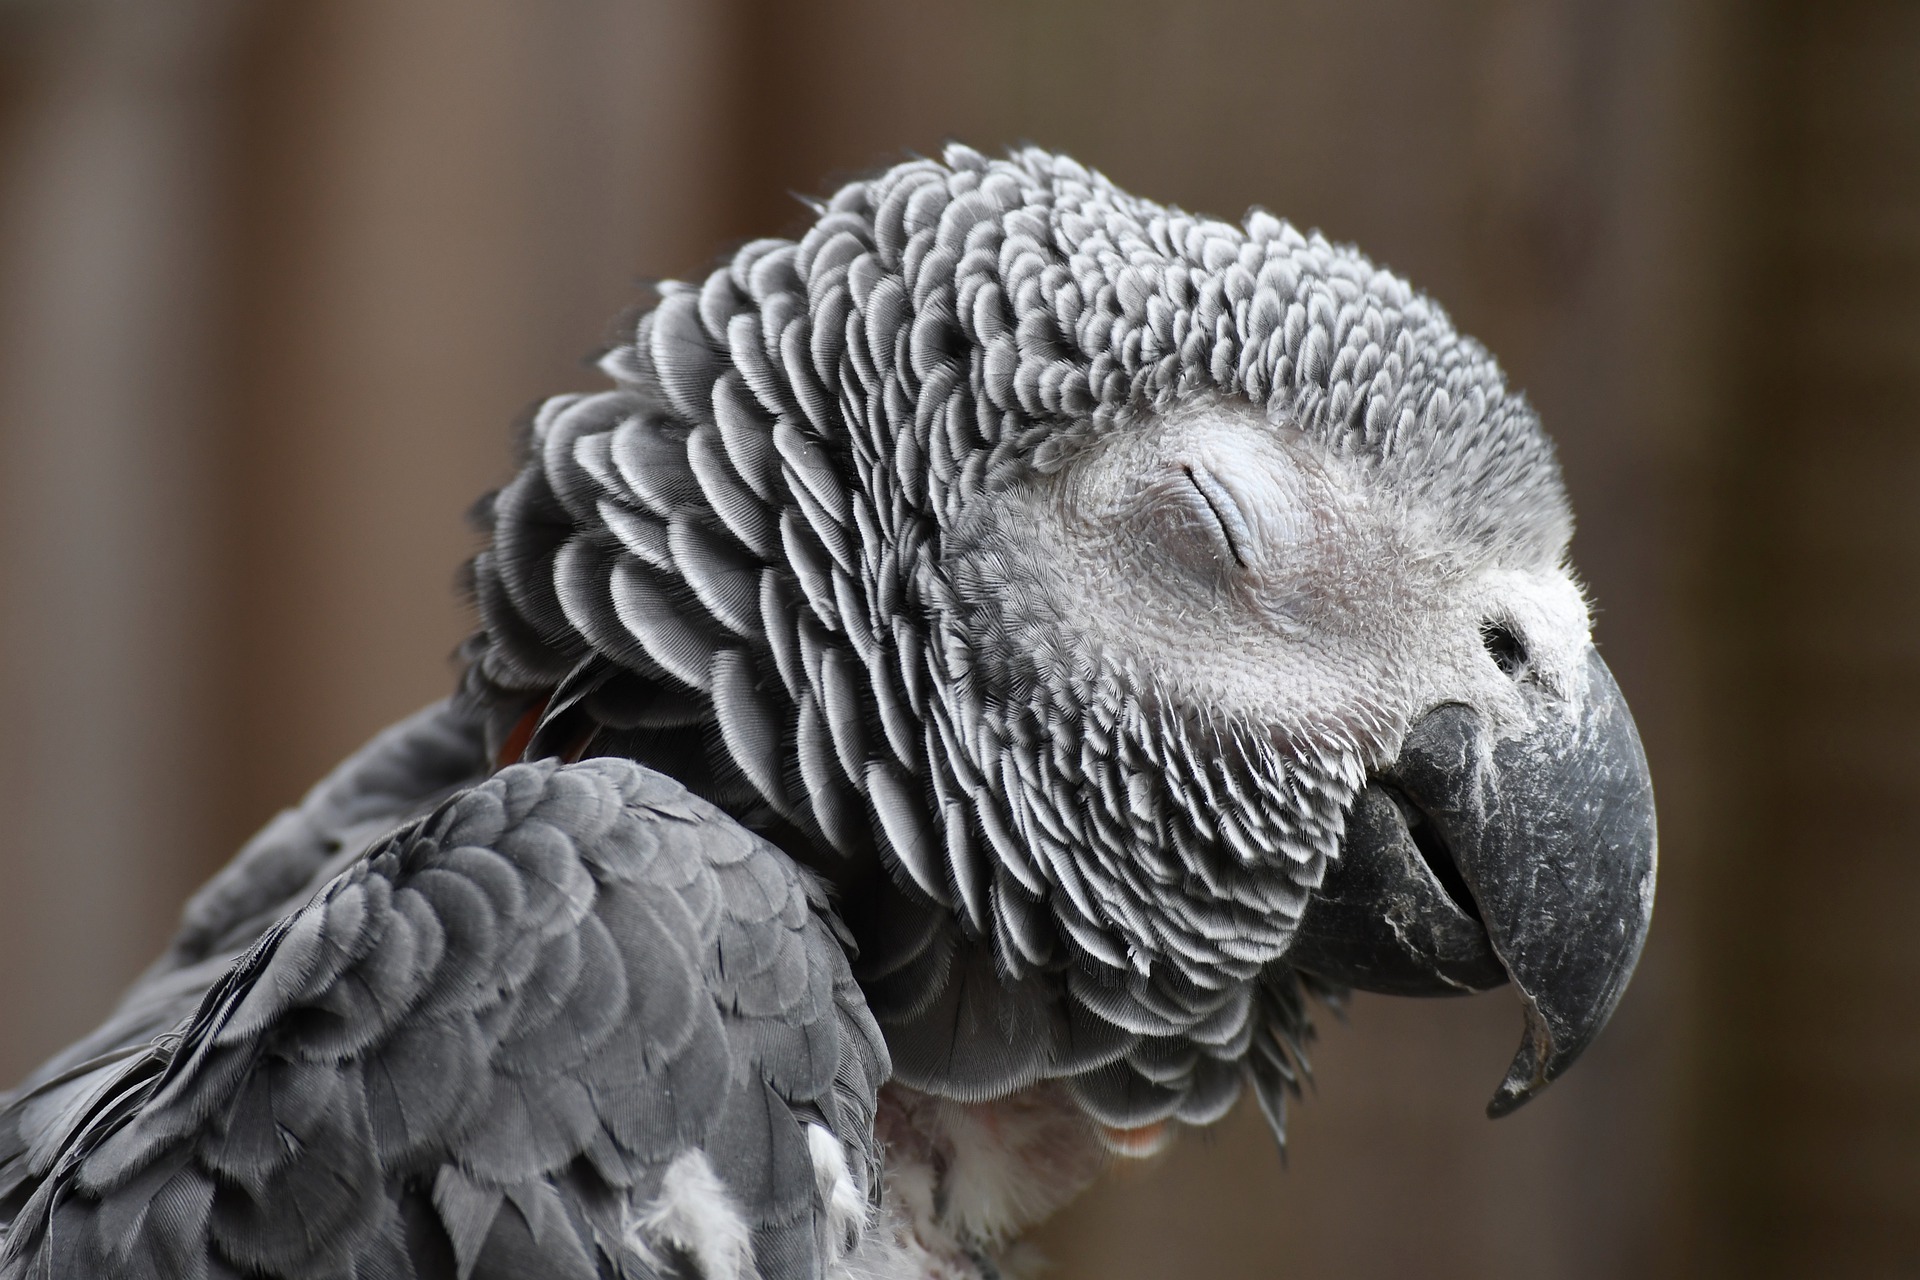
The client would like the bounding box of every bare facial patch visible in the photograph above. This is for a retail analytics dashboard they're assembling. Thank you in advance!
[958,401,1589,765]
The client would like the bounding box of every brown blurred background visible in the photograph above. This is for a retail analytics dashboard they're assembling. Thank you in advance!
[0,1,1914,1277]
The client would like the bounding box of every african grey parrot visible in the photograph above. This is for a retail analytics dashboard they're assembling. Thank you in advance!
[0,145,1656,1279]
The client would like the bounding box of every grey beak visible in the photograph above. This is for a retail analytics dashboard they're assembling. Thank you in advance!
[1289,648,1658,1116]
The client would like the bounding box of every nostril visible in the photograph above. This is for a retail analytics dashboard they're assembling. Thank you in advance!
[1480,620,1528,679]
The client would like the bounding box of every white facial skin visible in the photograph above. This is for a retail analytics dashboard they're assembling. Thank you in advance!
[984,402,1592,765]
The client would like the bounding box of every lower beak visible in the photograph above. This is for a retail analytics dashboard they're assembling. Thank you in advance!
[1287,648,1658,1116]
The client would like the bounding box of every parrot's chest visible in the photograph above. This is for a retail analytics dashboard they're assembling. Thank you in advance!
[853,1082,1129,1279]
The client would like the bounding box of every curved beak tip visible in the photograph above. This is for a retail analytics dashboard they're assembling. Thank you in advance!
[1487,1083,1532,1120]
[1486,1010,1556,1118]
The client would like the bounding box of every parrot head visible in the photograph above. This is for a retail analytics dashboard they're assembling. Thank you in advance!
[465,145,1655,1139]
[955,387,1652,1118]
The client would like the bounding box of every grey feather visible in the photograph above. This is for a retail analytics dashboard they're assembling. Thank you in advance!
[687,423,779,560]
[815,647,871,789]
[864,761,950,909]
[669,514,764,637]
[709,647,793,815]
[711,372,782,505]
[609,411,702,520]
[610,556,723,690]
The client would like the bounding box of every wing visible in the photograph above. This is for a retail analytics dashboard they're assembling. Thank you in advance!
[14,700,490,1094]
[0,701,489,1230]
[0,757,888,1280]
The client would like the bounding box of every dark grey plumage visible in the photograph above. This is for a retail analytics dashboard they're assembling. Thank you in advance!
[5,703,489,1105]
[0,701,495,1254]
[1,758,884,1280]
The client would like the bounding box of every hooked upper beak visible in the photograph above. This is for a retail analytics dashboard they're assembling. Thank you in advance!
[1287,647,1658,1116]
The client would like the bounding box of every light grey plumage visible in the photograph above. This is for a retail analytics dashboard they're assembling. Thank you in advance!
[0,145,1656,1279]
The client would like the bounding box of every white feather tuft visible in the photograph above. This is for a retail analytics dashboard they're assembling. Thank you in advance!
[808,1123,870,1261]
[625,1149,760,1280]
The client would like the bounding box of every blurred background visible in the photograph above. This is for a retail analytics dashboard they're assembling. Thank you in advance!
[0,1,1913,1276]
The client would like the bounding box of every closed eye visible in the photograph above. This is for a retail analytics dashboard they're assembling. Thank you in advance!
[1184,465,1251,569]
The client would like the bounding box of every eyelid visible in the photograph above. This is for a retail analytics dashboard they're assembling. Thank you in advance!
[1184,465,1253,568]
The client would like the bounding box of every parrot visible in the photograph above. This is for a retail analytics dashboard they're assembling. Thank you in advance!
[0,145,1656,1280]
